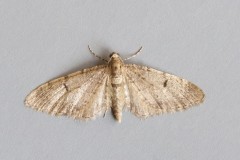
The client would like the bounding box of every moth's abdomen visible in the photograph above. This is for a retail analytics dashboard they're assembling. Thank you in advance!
[111,85,125,123]
[112,103,122,123]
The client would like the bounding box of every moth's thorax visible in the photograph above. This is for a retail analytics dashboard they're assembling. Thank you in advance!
[109,53,124,85]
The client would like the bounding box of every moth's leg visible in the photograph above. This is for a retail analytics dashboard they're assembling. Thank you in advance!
[88,45,108,62]
[103,109,107,118]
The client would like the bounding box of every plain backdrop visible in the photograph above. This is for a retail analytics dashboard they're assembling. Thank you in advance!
[1,0,240,159]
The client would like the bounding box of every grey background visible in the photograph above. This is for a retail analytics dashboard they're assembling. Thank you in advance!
[1,0,240,159]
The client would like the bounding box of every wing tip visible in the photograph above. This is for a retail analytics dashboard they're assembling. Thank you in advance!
[24,96,31,107]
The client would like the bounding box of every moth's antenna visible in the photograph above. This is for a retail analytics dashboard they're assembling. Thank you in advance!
[124,46,143,61]
[88,45,108,62]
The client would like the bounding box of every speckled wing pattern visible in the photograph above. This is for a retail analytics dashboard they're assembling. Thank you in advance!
[25,65,112,120]
[25,61,204,121]
[124,64,204,118]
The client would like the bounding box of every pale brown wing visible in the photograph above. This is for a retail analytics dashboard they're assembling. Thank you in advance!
[124,64,204,119]
[25,65,112,120]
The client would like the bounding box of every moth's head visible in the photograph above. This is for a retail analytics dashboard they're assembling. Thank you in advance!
[109,52,120,58]
[108,52,123,63]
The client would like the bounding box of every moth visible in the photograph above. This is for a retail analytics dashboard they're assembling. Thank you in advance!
[25,46,204,123]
